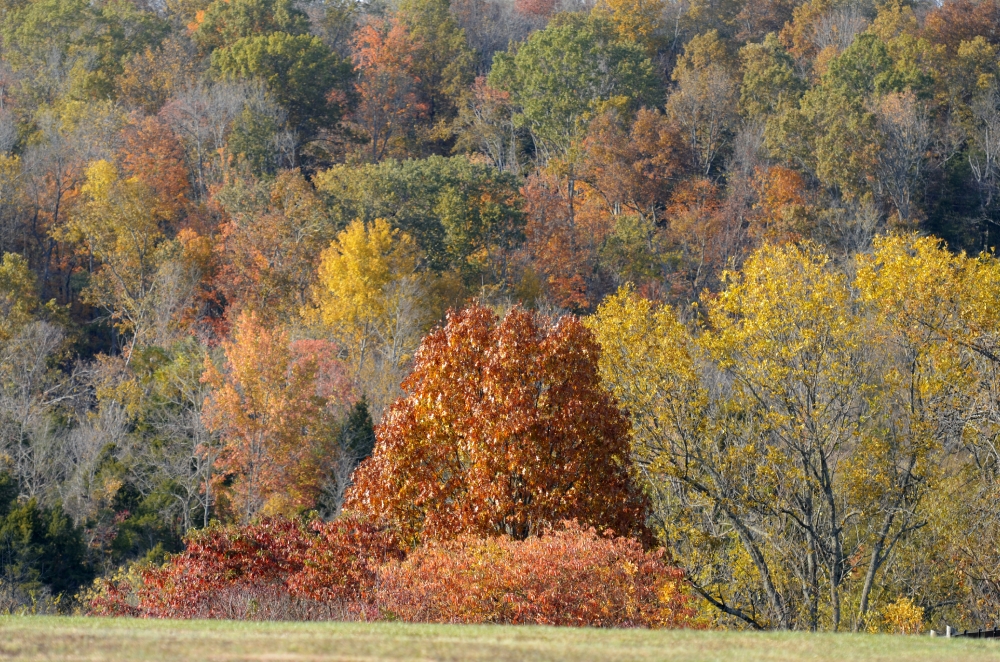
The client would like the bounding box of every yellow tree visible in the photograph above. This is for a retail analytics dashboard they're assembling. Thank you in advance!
[589,239,974,631]
[0,253,42,342]
[856,235,1000,628]
[310,218,434,416]
[62,160,181,359]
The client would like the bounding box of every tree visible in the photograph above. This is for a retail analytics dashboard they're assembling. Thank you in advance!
[214,169,334,322]
[202,312,341,522]
[61,160,175,358]
[117,115,190,220]
[0,252,41,342]
[191,0,310,53]
[455,77,522,173]
[350,18,426,162]
[488,12,660,160]
[310,218,432,416]
[666,31,739,176]
[580,108,690,225]
[738,33,805,121]
[313,155,525,282]
[212,32,352,138]
[345,305,649,544]
[0,472,91,603]
[594,0,669,53]
[397,0,476,127]
[873,91,931,224]
[589,239,980,631]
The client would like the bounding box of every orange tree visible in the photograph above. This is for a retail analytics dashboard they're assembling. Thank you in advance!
[345,305,649,543]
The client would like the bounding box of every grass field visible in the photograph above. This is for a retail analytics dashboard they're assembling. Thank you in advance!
[2,617,1000,661]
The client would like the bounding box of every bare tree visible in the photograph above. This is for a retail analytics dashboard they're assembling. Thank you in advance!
[666,64,739,177]
[813,4,870,54]
[160,82,252,199]
[969,85,1000,216]
[874,91,931,224]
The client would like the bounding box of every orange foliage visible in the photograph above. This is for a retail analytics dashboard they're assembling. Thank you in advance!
[519,172,608,311]
[923,0,1000,52]
[749,165,811,243]
[351,19,428,162]
[377,521,695,627]
[580,109,690,222]
[214,170,330,321]
[664,177,735,299]
[118,115,191,221]
[346,305,650,543]
[202,312,344,522]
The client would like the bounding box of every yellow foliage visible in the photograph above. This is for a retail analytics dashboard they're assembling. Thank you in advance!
[595,0,667,48]
[310,218,434,413]
[867,597,924,634]
[589,236,1000,630]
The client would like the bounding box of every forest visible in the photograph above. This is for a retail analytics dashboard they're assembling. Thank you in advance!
[1,0,1000,634]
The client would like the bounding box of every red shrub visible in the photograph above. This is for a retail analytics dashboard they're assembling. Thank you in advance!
[287,516,405,605]
[376,521,695,628]
[87,516,402,620]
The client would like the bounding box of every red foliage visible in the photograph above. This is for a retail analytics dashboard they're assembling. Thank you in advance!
[376,521,694,627]
[286,517,405,605]
[515,0,557,18]
[128,518,311,618]
[88,516,403,619]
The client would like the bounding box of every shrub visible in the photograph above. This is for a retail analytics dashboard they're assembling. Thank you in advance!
[87,517,694,628]
[87,515,402,619]
[376,521,695,627]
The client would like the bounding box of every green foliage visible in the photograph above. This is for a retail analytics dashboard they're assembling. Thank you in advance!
[398,0,475,122]
[314,155,524,280]
[340,399,376,465]
[488,13,660,156]
[0,473,91,599]
[212,32,353,136]
[824,33,906,99]
[739,33,805,119]
[193,0,310,52]
[1,0,168,101]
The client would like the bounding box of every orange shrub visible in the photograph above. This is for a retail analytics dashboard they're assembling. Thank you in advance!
[377,521,695,628]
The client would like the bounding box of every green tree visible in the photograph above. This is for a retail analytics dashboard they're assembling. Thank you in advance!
[313,155,524,284]
[397,0,475,126]
[212,32,352,137]
[192,0,309,53]
[739,33,805,120]
[488,12,660,159]
[0,472,91,601]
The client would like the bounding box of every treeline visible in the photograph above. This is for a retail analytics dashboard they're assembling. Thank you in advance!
[0,0,999,632]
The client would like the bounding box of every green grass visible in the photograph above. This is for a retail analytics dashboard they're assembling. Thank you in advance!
[1,616,998,661]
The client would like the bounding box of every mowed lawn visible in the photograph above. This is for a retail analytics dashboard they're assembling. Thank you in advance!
[2,617,1000,662]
